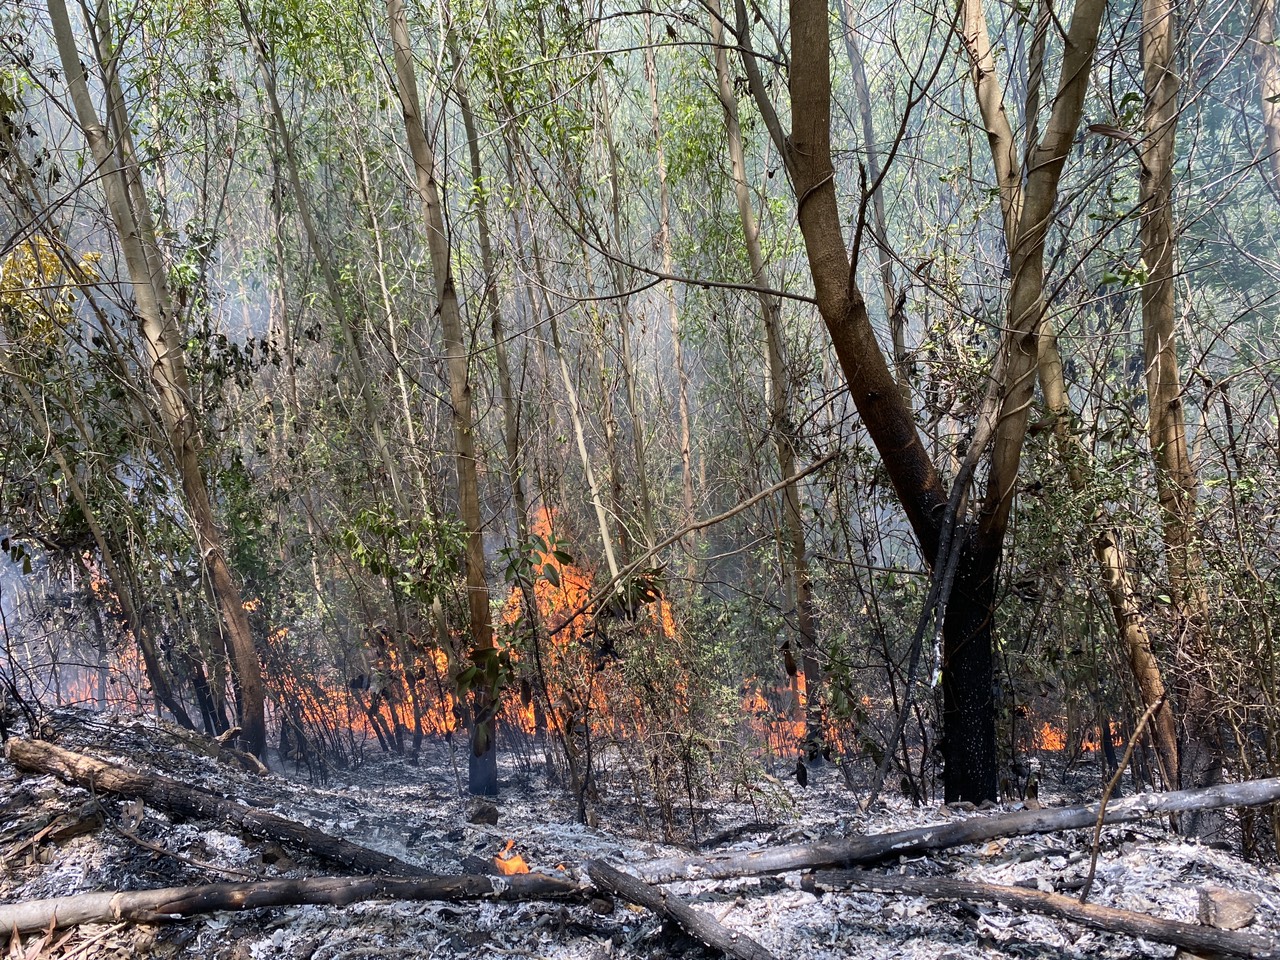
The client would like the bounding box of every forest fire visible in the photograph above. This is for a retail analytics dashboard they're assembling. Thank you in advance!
[53,510,837,762]
[740,674,808,755]
[1030,720,1125,753]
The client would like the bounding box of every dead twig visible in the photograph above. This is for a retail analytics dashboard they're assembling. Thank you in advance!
[1080,695,1164,903]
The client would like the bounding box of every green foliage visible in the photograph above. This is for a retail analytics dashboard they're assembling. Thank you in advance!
[341,507,464,609]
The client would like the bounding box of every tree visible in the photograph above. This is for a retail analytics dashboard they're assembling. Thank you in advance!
[45,0,266,755]
[386,0,499,795]
[1139,0,1220,802]
[757,0,1105,799]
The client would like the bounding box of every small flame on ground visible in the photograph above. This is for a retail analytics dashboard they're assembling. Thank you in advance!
[494,838,529,875]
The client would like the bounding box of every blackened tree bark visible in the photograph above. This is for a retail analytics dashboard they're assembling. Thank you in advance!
[747,0,1104,799]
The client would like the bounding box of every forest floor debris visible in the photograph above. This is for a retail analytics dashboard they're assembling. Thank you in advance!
[3,707,1279,959]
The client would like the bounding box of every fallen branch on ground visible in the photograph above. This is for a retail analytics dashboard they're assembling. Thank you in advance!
[5,739,424,877]
[586,860,775,960]
[633,777,1280,882]
[0,873,585,934]
[810,871,1280,960]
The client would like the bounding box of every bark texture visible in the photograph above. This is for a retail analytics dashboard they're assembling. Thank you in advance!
[387,0,498,795]
[47,0,265,754]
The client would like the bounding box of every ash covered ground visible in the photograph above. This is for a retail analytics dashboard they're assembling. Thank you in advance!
[2,708,1277,959]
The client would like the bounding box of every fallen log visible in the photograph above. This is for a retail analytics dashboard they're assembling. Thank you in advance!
[810,871,1280,960]
[586,860,775,960]
[0,872,585,935]
[634,777,1280,883]
[4,739,423,877]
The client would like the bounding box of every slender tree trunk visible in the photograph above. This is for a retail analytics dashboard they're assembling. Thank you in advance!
[1139,0,1220,806]
[836,1,908,396]
[453,51,565,773]
[1038,333,1180,787]
[711,0,822,751]
[452,54,533,555]
[48,0,266,755]
[354,150,427,497]
[1250,0,1280,191]
[959,0,1180,786]
[237,0,406,508]
[386,0,498,795]
[0,349,195,730]
[504,169,606,816]
[581,243,632,566]
[598,79,657,550]
[548,270,623,584]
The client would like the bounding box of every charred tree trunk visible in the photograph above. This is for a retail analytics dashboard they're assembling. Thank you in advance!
[939,534,998,802]
[958,0,1181,787]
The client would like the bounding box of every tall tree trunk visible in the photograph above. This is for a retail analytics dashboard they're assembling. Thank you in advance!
[778,0,1103,799]
[452,52,533,557]
[48,0,266,755]
[580,243,632,566]
[959,0,1180,787]
[710,0,823,751]
[1139,0,1220,805]
[835,1,908,396]
[237,0,407,509]
[386,0,498,795]
[1250,0,1280,191]
[598,78,657,550]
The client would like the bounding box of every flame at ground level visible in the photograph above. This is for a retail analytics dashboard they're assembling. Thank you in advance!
[494,839,529,875]
[1030,720,1125,753]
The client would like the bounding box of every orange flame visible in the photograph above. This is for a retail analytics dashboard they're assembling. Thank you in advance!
[1030,719,1125,752]
[1032,721,1067,751]
[494,839,529,875]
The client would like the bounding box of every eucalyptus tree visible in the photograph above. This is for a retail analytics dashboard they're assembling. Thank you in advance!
[706,0,822,752]
[386,0,500,795]
[954,0,1181,785]
[44,0,267,755]
[736,0,1106,800]
[1139,0,1220,800]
